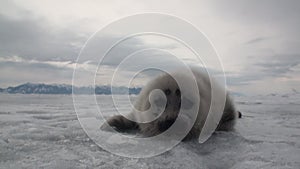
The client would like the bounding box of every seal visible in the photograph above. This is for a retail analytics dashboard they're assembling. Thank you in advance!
[101,66,238,141]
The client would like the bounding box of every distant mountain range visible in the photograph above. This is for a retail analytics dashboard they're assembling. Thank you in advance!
[0,83,252,96]
[0,83,141,95]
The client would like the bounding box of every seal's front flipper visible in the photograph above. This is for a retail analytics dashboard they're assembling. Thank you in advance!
[100,115,138,132]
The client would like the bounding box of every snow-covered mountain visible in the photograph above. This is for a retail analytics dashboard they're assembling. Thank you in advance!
[1,83,141,95]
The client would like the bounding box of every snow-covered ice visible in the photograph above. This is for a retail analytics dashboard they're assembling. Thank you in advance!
[0,93,299,168]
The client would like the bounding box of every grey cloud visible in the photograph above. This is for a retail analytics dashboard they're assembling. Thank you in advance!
[226,54,300,86]
[78,34,179,65]
[0,31,183,87]
[209,0,300,25]
[0,13,84,62]
[0,61,73,87]
[0,9,183,87]
[245,37,270,45]
[254,54,300,77]
[209,0,300,47]
[1,0,299,95]
[75,33,182,79]
[226,75,259,86]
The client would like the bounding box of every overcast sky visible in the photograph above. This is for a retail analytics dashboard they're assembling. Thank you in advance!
[0,0,299,95]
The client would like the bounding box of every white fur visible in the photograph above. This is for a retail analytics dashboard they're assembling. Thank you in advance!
[103,66,237,140]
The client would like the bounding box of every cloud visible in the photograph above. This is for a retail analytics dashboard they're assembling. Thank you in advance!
[0,12,84,62]
[0,0,299,95]
[209,0,300,25]
[254,54,300,77]
[245,37,270,45]
[0,60,73,87]
[0,4,184,87]
[227,49,300,91]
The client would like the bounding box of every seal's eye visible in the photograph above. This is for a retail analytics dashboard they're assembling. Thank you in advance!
[175,89,181,96]
[164,89,171,95]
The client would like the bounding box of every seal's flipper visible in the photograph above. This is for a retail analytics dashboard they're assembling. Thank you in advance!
[101,115,138,132]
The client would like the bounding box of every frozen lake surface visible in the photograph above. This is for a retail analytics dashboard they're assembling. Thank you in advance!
[0,94,299,168]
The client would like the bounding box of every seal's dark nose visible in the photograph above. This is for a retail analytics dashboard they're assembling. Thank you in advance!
[158,118,176,131]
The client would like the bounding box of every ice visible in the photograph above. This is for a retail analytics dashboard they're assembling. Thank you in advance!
[0,94,299,168]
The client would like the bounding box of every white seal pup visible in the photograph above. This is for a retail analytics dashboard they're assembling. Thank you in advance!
[101,66,238,141]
